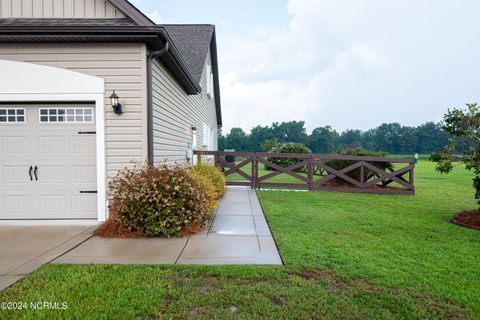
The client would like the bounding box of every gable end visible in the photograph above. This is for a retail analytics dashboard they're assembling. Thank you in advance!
[0,0,126,19]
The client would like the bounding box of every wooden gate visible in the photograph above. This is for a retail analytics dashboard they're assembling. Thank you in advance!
[195,151,415,195]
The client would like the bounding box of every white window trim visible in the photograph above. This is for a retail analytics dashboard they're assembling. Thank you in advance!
[0,107,27,124]
[38,107,94,124]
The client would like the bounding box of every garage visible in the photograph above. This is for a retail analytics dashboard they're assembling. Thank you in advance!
[0,104,97,219]
[0,60,106,221]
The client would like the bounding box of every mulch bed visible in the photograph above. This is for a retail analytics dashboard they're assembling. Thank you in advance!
[95,215,141,238]
[322,180,402,190]
[452,210,480,231]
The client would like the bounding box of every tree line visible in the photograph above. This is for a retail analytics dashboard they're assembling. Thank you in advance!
[218,121,453,155]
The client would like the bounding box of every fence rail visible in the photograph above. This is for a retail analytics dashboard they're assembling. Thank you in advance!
[195,151,415,195]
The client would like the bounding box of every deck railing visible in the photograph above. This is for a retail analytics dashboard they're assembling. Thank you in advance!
[195,151,415,195]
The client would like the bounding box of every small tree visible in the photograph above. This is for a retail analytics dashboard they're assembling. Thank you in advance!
[431,103,480,206]
[266,142,311,173]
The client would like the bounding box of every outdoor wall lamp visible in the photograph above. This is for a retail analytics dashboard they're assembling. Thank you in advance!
[110,90,123,115]
[191,125,197,135]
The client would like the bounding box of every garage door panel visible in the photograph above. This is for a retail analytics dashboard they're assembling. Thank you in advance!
[3,194,33,215]
[1,136,30,154]
[2,165,32,184]
[39,195,67,214]
[70,165,96,184]
[70,135,96,154]
[36,165,67,184]
[71,194,97,215]
[37,135,67,154]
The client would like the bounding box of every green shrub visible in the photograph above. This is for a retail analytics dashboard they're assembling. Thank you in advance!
[108,163,210,238]
[189,170,218,214]
[190,164,225,199]
[324,147,394,185]
[266,142,311,173]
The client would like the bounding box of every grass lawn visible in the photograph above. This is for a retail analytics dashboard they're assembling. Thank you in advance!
[1,161,480,319]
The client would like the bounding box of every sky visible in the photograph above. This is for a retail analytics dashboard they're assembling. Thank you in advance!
[130,0,480,134]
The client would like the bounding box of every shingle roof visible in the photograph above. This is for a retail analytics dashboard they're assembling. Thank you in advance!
[0,18,136,27]
[162,24,214,83]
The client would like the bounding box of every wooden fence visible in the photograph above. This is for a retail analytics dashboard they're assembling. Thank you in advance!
[195,151,415,195]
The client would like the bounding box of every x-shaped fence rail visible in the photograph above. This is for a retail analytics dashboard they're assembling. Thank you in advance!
[195,151,415,195]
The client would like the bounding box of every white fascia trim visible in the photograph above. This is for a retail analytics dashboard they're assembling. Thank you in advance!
[0,93,107,222]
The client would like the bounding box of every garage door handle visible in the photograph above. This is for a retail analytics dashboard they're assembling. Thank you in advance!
[29,166,33,181]
[34,166,38,181]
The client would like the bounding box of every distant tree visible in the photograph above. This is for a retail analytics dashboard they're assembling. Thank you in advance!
[249,125,275,151]
[338,129,363,148]
[261,139,278,152]
[308,126,339,153]
[224,127,248,151]
[416,122,449,153]
[362,129,377,151]
[272,121,308,144]
[218,120,451,155]
[371,123,403,153]
[397,126,418,154]
[432,103,480,206]
[218,129,226,151]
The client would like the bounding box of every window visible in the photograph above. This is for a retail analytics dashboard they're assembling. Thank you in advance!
[0,108,26,123]
[206,65,214,99]
[39,107,94,123]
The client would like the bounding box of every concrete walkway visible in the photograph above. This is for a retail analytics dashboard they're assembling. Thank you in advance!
[0,224,96,291]
[54,188,282,265]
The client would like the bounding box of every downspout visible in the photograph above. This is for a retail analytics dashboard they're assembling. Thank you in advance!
[147,41,169,165]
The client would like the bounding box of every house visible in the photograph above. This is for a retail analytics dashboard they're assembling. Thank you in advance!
[0,0,222,222]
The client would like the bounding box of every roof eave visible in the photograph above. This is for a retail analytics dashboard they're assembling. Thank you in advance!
[157,27,202,94]
[211,30,222,127]
[108,0,156,26]
[0,25,201,94]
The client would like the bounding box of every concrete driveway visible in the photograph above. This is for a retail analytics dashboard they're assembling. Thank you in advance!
[0,224,95,291]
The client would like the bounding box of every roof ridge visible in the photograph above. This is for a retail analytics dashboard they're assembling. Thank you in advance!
[159,24,214,27]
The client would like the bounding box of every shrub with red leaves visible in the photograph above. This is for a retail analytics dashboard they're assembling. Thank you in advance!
[108,163,210,238]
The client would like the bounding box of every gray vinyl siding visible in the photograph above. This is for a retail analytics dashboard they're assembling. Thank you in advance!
[152,48,218,164]
[0,0,125,18]
[0,43,148,177]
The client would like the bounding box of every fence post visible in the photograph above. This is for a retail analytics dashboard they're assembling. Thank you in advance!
[410,161,415,193]
[308,155,314,191]
[251,153,257,190]
[360,161,365,189]
[197,151,202,165]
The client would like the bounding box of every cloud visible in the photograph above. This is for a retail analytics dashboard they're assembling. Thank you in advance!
[220,0,480,133]
[127,1,164,23]
[146,10,164,24]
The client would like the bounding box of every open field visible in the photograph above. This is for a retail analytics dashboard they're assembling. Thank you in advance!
[0,160,479,319]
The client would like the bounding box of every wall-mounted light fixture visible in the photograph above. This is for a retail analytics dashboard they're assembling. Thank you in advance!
[110,90,123,115]
[191,125,198,152]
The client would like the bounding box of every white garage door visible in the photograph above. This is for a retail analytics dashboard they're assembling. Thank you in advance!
[0,104,97,219]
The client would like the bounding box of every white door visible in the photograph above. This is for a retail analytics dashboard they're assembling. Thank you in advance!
[0,105,97,219]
